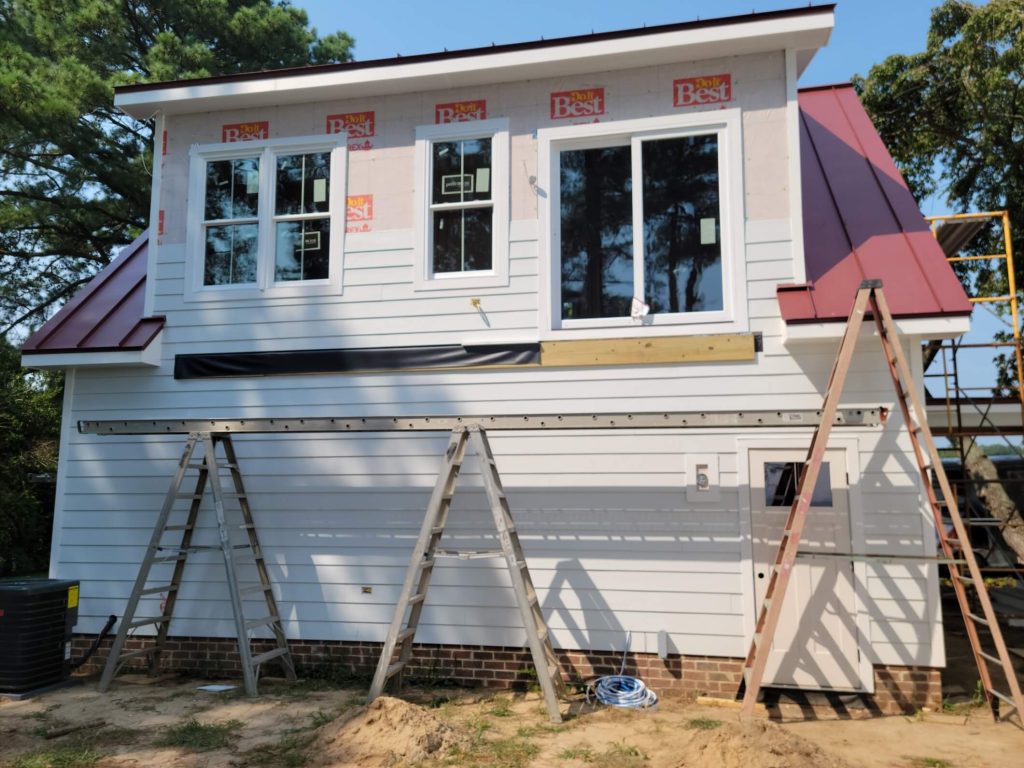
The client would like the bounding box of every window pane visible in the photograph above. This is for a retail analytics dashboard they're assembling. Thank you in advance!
[764,462,833,507]
[204,223,258,285]
[205,158,259,221]
[275,218,330,282]
[432,138,491,204]
[642,135,722,313]
[433,208,492,273]
[276,152,331,215]
[559,146,633,320]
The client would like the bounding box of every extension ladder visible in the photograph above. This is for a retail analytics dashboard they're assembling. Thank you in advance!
[740,281,1024,723]
[97,432,296,695]
[368,425,567,722]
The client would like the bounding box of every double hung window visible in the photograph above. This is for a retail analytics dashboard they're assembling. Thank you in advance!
[540,112,744,335]
[188,136,345,300]
[414,118,509,290]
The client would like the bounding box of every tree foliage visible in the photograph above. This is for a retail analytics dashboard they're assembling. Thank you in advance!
[0,340,62,576]
[855,0,1024,297]
[0,0,354,338]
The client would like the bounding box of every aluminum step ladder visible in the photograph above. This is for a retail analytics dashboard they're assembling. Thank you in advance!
[368,425,567,722]
[740,281,1024,723]
[97,432,296,695]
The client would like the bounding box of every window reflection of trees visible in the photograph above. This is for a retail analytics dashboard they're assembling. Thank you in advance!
[642,136,722,314]
[558,135,722,320]
[559,146,633,319]
[275,153,330,216]
[204,223,258,285]
[205,159,259,221]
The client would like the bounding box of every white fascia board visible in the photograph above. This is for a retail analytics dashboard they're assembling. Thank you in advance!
[783,315,971,344]
[21,332,163,370]
[115,11,834,118]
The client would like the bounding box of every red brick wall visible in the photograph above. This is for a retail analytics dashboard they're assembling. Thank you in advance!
[71,634,939,713]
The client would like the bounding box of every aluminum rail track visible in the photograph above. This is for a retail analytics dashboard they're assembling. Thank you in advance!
[79,409,883,435]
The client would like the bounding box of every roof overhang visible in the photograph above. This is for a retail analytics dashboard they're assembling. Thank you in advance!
[21,329,163,370]
[114,5,834,118]
[783,315,971,344]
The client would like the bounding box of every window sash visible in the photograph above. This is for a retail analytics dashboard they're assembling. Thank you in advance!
[554,128,725,327]
[189,137,345,300]
[414,119,509,290]
[428,136,495,275]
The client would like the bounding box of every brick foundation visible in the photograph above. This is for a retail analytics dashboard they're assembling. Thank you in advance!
[71,634,940,714]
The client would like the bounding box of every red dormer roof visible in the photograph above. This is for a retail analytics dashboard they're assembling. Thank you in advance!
[778,84,972,323]
[21,230,164,355]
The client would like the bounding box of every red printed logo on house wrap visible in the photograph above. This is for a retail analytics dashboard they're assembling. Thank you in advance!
[222,121,269,142]
[435,100,487,124]
[550,88,605,120]
[346,194,373,232]
[326,111,376,139]
[673,75,732,107]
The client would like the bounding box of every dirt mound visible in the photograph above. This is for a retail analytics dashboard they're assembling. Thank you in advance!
[673,719,853,768]
[308,696,465,767]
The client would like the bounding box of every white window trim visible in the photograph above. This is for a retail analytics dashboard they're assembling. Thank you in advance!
[413,118,510,291]
[537,110,748,339]
[185,134,347,303]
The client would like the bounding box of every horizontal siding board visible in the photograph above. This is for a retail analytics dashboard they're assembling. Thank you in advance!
[75,568,743,596]
[54,218,938,666]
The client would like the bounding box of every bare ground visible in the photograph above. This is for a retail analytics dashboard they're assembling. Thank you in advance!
[1,673,1020,768]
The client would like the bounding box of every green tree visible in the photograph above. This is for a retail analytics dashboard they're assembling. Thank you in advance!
[0,0,354,338]
[0,340,62,576]
[855,0,1023,306]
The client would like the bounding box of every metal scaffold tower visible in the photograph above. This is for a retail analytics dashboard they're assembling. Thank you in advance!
[924,211,1024,585]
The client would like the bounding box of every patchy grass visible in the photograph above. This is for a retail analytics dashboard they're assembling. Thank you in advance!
[154,717,243,752]
[558,745,597,761]
[488,698,515,717]
[235,733,315,767]
[591,741,647,768]
[480,735,540,767]
[685,716,723,730]
[907,758,952,768]
[309,709,337,729]
[516,722,569,738]
[9,746,104,768]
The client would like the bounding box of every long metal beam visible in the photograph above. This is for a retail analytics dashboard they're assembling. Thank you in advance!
[78,408,883,435]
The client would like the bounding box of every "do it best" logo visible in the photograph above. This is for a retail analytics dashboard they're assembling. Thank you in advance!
[673,75,732,108]
[550,88,605,120]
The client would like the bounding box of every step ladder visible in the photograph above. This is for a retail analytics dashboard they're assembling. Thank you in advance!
[368,425,567,722]
[97,432,296,696]
[740,281,1024,723]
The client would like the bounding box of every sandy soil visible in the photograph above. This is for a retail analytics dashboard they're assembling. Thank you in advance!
[0,674,1020,767]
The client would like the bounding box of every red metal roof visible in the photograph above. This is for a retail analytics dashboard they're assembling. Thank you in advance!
[778,84,972,323]
[22,230,164,355]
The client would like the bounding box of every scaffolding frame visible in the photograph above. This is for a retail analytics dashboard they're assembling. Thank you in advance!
[925,211,1024,581]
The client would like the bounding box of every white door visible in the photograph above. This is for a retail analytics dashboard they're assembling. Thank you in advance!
[749,449,862,690]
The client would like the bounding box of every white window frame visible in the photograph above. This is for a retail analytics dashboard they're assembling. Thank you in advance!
[185,134,347,302]
[537,110,747,339]
[413,118,510,291]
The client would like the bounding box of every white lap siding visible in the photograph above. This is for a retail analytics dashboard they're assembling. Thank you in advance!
[53,219,941,669]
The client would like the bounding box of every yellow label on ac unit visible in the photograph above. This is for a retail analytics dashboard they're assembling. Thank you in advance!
[67,585,79,609]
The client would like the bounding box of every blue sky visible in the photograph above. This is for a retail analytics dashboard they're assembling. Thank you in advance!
[298,1,939,100]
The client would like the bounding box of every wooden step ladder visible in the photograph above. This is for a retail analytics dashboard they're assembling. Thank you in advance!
[97,432,296,696]
[740,281,1024,723]
[368,425,567,722]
